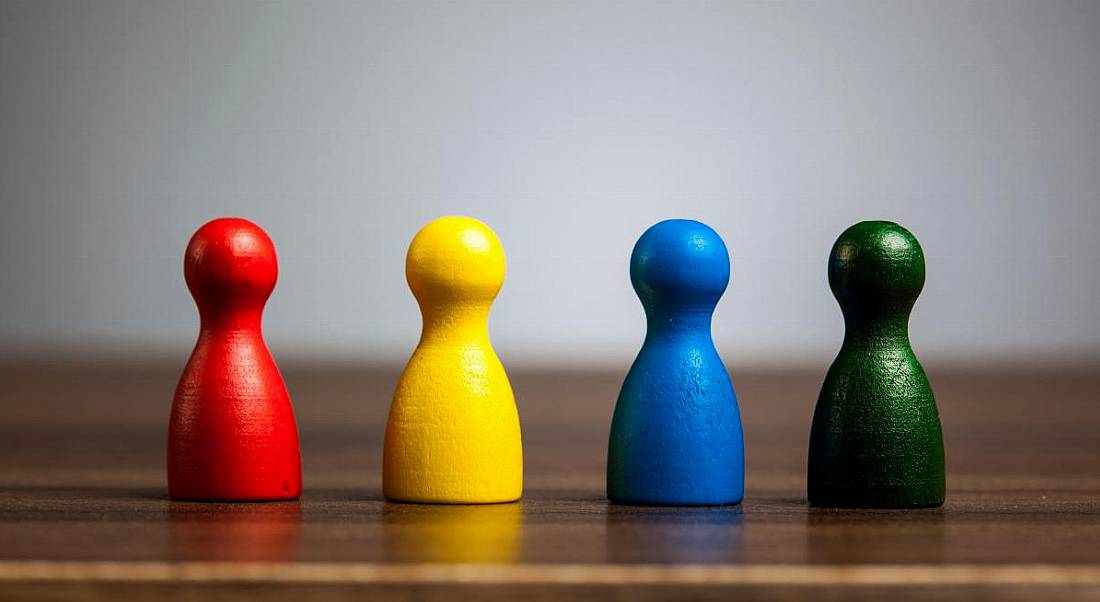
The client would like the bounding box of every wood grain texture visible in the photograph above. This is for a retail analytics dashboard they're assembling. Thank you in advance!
[0,359,1098,600]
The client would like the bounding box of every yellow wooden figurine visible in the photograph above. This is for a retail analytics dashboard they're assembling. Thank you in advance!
[383,216,523,504]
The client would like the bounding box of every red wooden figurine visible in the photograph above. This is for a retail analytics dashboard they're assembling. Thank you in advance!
[168,217,302,501]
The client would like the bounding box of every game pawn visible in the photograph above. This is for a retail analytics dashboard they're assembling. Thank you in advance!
[607,219,745,506]
[808,220,945,508]
[383,216,523,504]
[167,217,302,502]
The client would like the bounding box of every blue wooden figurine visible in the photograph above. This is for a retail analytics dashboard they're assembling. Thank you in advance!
[607,219,745,506]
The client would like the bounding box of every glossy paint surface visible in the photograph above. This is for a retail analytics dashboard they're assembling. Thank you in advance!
[167,218,302,501]
[808,221,945,508]
[607,219,744,506]
[383,216,523,504]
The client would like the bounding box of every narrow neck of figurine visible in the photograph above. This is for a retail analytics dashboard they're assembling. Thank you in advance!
[644,306,715,340]
[199,307,265,333]
[418,303,493,345]
[842,311,912,347]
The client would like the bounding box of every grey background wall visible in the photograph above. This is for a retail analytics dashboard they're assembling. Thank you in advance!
[2,0,1098,368]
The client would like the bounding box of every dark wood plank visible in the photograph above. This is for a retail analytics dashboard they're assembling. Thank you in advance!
[0,359,1097,600]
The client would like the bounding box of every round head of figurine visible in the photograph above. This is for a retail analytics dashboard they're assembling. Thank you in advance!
[828,220,925,316]
[630,219,730,311]
[184,217,278,311]
[406,216,506,306]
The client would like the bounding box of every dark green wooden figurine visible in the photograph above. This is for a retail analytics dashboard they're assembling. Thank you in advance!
[808,221,945,508]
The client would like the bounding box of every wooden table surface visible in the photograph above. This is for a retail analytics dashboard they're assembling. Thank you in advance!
[0,359,1098,600]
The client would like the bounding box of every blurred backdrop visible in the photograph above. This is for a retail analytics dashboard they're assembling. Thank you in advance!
[1,0,1098,369]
